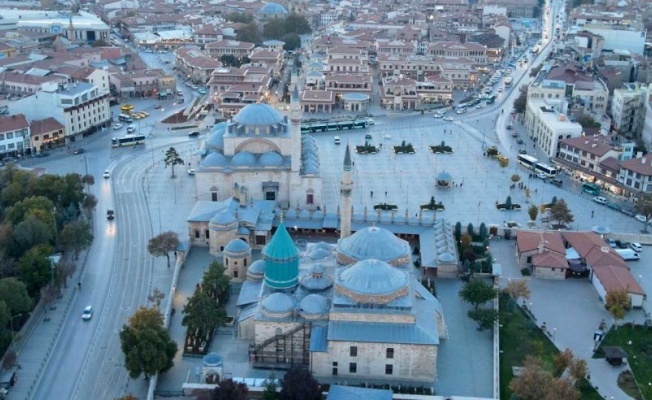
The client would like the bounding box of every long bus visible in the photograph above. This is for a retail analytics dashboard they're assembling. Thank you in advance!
[582,182,601,195]
[112,134,146,148]
[535,162,557,177]
[517,154,538,169]
[118,114,133,123]
[301,119,369,133]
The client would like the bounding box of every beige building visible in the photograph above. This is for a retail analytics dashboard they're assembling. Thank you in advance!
[175,46,222,84]
[610,83,647,138]
[206,40,256,60]
[29,117,65,152]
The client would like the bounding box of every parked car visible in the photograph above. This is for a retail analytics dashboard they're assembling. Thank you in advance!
[606,202,621,211]
[630,243,643,252]
[73,148,85,154]
[606,238,617,248]
[592,196,607,205]
[443,117,454,122]
[518,148,527,154]
[103,170,110,179]
[635,214,647,223]
[516,138,524,144]
[188,131,200,137]
[365,134,372,140]
[433,113,443,119]
[615,240,629,249]
[506,124,513,130]
[621,208,637,217]
[113,124,123,130]
[107,209,115,220]
[154,104,162,109]
[549,179,563,187]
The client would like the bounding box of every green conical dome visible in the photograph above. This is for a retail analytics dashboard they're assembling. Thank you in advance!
[263,223,299,289]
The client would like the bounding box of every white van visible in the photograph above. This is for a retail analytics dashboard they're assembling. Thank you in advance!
[334,136,341,145]
[615,248,640,261]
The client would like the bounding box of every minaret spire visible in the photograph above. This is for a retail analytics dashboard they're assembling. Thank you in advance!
[340,145,353,239]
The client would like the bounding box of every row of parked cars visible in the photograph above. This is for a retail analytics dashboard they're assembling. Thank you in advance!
[592,196,649,224]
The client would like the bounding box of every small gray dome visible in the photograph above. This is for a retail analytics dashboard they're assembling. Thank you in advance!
[338,226,410,263]
[211,211,236,225]
[248,259,265,277]
[202,152,228,167]
[206,124,226,149]
[261,292,295,314]
[284,209,297,219]
[311,210,323,220]
[312,242,333,251]
[225,239,250,253]
[312,263,326,273]
[259,2,288,14]
[232,151,257,166]
[338,259,408,296]
[308,248,331,260]
[299,294,328,315]
[303,160,319,175]
[260,151,283,166]
[233,103,284,126]
[299,209,311,220]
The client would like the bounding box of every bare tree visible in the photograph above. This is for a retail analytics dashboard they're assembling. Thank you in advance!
[147,231,180,268]
[148,288,166,308]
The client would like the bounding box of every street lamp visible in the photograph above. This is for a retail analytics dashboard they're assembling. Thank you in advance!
[10,313,23,348]
[553,328,557,342]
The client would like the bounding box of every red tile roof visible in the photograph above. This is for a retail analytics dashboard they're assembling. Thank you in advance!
[30,117,64,136]
[517,231,566,254]
[592,264,645,295]
[0,114,28,132]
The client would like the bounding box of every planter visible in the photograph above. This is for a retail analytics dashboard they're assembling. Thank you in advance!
[420,203,445,211]
[496,204,522,211]
[429,146,453,154]
[356,145,378,154]
[373,203,398,211]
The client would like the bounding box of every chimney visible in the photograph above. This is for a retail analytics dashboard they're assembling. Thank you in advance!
[537,241,544,254]
[601,246,610,253]
[643,158,647,164]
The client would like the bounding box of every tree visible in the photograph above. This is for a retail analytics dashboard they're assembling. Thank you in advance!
[199,378,249,400]
[18,243,55,296]
[478,223,488,240]
[634,194,652,233]
[203,261,231,305]
[459,278,497,309]
[454,221,462,240]
[467,308,499,331]
[81,194,98,220]
[280,365,321,400]
[282,33,301,51]
[119,307,177,379]
[605,290,631,327]
[574,114,601,130]
[9,216,52,259]
[505,195,513,209]
[262,373,280,400]
[56,259,76,288]
[511,174,521,183]
[509,356,555,399]
[226,12,254,23]
[553,348,574,376]
[147,231,180,268]
[549,199,574,226]
[164,147,184,178]
[182,290,226,348]
[220,54,239,67]
[236,22,261,44]
[466,223,474,237]
[59,221,93,260]
[504,279,531,305]
[513,87,528,114]
[568,358,588,385]
[528,204,539,221]
[92,39,108,47]
[148,288,166,308]
[0,277,32,315]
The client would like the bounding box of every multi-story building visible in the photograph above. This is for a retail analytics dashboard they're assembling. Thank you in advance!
[528,63,608,119]
[376,54,440,79]
[193,26,224,47]
[326,46,369,74]
[524,99,584,158]
[417,76,454,105]
[205,40,256,60]
[208,65,272,117]
[610,83,647,139]
[0,71,66,96]
[619,156,652,195]
[4,10,111,44]
[0,114,30,157]
[30,117,65,152]
[380,76,419,110]
[481,0,537,18]
[7,81,110,143]
[175,46,222,84]
[375,39,417,55]
[437,61,477,89]
[110,70,176,99]
[427,41,488,66]
[248,48,285,78]
[324,72,373,97]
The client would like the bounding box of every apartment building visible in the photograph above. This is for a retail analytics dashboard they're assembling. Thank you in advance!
[376,54,440,79]
[30,117,65,152]
[528,63,608,118]
[380,76,419,110]
[326,46,369,74]
[417,75,454,105]
[0,71,66,96]
[437,61,477,89]
[482,0,537,18]
[248,48,285,78]
[208,65,271,116]
[426,41,488,66]
[375,39,417,55]
[610,83,647,138]
[110,69,176,99]
[524,99,584,158]
[0,114,30,157]
[175,46,222,84]
[324,72,373,97]
[193,26,224,46]
[7,81,110,143]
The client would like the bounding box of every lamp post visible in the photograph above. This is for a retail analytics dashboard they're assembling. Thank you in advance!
[10,313,23,348]
[553,328,557,342]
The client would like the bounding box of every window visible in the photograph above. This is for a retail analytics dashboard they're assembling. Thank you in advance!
[332,362,338,376]
[194,230,200,239]
[349,362,357,373]
[385,364,393,375]
[386,348,394,359]
[204,229,209,239]
[350,346,357,357]
[306,193,314,205]
[233,270,238,278]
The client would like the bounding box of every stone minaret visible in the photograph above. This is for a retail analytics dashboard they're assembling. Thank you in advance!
[290,85,301,174]
[340,145,353,239]
[67,14,75,44]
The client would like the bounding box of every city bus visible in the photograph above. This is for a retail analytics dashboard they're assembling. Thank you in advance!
[300,119,369,133]
[112,134,146,148]
[535,162,557,177]
[118,114,133,123]
[517,154,538,169]
[582,182,601,195]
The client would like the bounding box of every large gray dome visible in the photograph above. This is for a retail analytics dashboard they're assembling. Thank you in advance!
[247,259,265,279]
[206,124,226,149]
[224,239,250,254]
[338,226,410,264]
[260,151,283,166]
[233,103,284,126]
[261,292,295,314]
[338,259,408,297]
[259,2,288,14]
[211,211,236,226]
[232,151,257,166]
[299,294,328,315]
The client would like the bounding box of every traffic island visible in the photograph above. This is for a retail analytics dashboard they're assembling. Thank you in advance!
[355,142,378,154]
[393,141,416,154]
[429,141,453,154]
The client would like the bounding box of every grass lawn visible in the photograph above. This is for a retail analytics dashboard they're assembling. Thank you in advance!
[594,325,652,399]
[499,294,602,400]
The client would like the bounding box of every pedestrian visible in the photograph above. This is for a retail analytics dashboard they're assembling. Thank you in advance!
[591,210,594,218]
[385,191,387,197]
[460,182,463,187]
[78,282,81,291]
[370,191,373,198]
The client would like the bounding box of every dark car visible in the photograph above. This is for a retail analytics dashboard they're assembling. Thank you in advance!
[606,202,621,211]
[365,134,372,140]
[621,208,637,217]
[506,125,513,130]
[178,98,185,104]
[33,152,49,158]
[188,131,200,137]
[549,179,563,187]
[73,148,85,154]
[107,209,115,220]
[615,240,629,249]
[516,138,524,144]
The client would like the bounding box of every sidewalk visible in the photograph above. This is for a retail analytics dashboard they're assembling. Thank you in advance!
[6,256,84,400]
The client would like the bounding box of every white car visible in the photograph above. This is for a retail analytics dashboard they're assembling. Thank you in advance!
[592,196,607,205]
[443,116,454,122]
[82,305,93,320]
[635,214,647,223]
[630,243,643,252]
[103,170,110,179]
[113,124,123,130]
[433,113,443,119]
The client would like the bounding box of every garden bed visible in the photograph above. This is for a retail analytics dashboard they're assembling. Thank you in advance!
[393,141,415,154]
[355,144,378,154]
[496,204,522,211]
[373,203,398,211]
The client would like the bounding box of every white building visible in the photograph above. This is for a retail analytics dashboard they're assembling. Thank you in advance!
[610,83,647,138]
[581,24,646,55]
[0,114,30,157]
[7,82,111,143]
[6,10,111,44]
[524,99,584,158]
